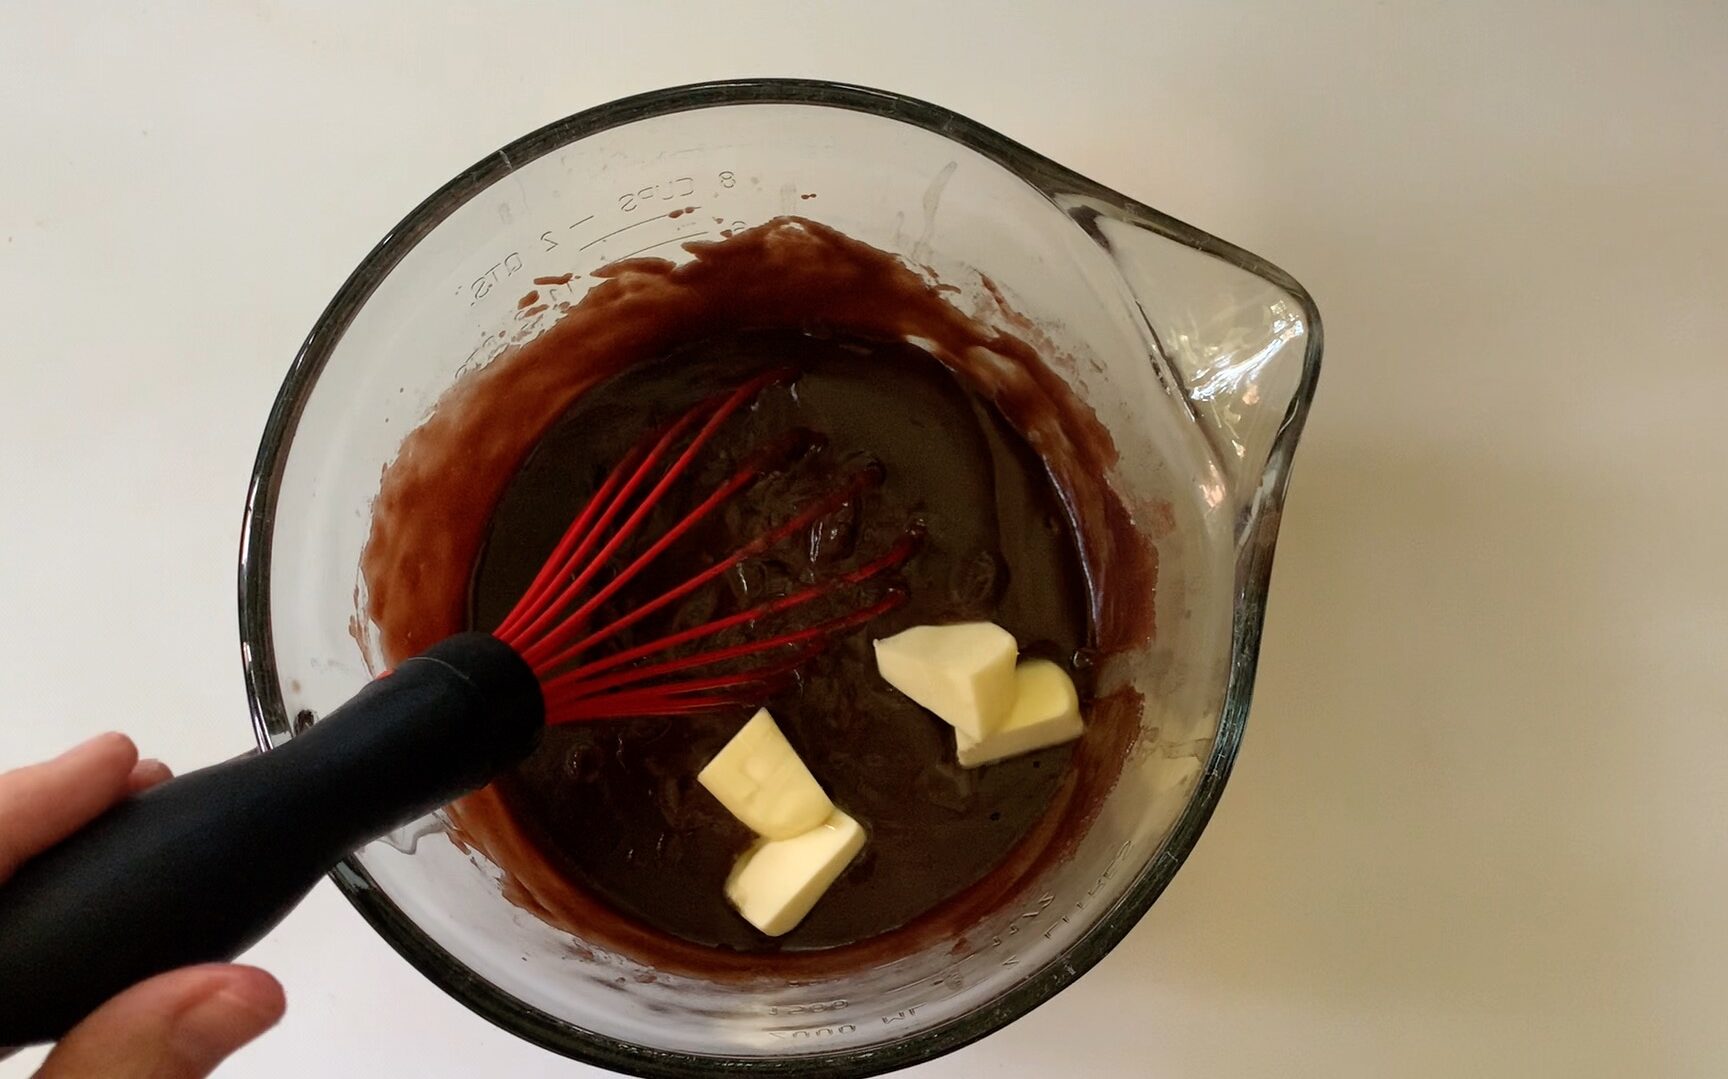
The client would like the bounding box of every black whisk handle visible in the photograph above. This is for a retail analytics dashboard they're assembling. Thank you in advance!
[0,632,542,1046]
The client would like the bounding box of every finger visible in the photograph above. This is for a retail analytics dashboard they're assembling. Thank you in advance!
[0,733,138,879]
[35,965,285,1079]
[127,759,174,794]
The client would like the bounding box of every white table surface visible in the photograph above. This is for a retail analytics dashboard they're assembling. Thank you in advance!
[3,2,1725,1076]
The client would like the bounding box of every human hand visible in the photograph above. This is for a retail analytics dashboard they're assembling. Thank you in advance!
[0,733,285,1078]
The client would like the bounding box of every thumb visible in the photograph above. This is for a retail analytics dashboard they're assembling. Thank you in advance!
[34,965,284,1079]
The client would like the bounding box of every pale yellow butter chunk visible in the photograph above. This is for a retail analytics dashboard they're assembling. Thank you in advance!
[725,809,867,936]
[871,622,1018,739]
[955,659,1084,767]
[697,709,833,839]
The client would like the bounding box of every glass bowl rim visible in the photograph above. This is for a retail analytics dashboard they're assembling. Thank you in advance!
[236,77,1323,1078]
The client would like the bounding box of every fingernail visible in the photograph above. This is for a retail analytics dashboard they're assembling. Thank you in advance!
[213,976,286,1030]
[171,969,285,1069]
[129,758,174,789]
[67,731,129,754]
[61,731,135,764]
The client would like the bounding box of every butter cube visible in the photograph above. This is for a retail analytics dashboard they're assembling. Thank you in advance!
[725,810,866,936]
[698,709,833,839]
[955,659,1084,767]
[872,622,1018,739]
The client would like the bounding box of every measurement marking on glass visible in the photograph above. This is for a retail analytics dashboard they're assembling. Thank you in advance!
[567,214,595,230]
[462,251,525,304]
[579,208,703,250]
[765,1024,857,1041]
[616,232,708,260]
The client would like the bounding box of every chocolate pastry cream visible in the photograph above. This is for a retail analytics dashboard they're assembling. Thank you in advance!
[359,217,1156,974]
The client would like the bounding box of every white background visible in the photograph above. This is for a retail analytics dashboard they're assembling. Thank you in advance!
[3,2,1725,1076]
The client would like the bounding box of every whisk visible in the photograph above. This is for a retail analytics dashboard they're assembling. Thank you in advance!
[0,369,915,1046]
[493,366,915,723]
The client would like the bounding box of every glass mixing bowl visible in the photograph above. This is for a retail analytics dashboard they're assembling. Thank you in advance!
[238,80,1321,1076]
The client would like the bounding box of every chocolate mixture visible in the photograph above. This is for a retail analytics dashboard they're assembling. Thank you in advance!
[359,217,1157,974]
[470,332,1090,951]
